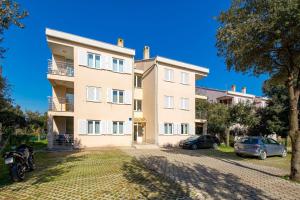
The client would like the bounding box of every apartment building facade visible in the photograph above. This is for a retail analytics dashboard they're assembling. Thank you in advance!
[46,28,209,149]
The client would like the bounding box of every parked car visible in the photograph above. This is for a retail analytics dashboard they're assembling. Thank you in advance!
[179,135,220,150]
[234,136,287,160]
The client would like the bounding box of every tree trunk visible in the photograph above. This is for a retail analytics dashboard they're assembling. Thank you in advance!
[287,77,300,181]
[225,128,230,147]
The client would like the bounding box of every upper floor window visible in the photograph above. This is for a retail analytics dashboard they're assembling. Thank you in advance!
[164,96,174,109]
[180,98,189,110]
[181,123,189,135]
[181,72,189,85]
[87,53,100,69]
[113,121,124,135]
[87,120,100,134]
[164,68,174,82]
[112,58,124,73]
[164,123,173,135]
[112,89,124,104]
[134,99,142,111]
[134,74,142,88]
[86,86,101,102]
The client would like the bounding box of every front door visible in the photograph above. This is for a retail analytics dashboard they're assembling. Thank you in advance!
[134,123,144,143]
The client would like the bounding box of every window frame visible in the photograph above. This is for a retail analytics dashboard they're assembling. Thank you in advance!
[164,95,174,109]
[112,89,124,104]
[134,99,142,111]
[86,86,101,102]
[164,123,173,135]
[164,68,174,82]
[87,53,101,69]
[180,97,189,110]
[112,58,124,73]
[180,72,189,85]
[112,121,124,135]
[87,120,101,135]
[181,123,189,135]
[134,74,142,88]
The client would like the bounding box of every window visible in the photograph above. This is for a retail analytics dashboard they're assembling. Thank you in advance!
[87,53,101,69]
[134,99,142,111]
[181,72,189,84]
[86,86,101,102]
[181,123,189,135]
[87,120,101,134]
[112,90,124,104]
[134,74,142,88]
[112,58,124,73]
[164,96,174,109]
[164,123,173,134]
[164,68,174,82]
[180,98,189,110]
[113,121,124,135]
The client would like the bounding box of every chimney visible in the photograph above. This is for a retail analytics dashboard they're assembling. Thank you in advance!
[143,46,150,59]
[117,38,124,47]
[242,86,247,94]
[231,84,236,92]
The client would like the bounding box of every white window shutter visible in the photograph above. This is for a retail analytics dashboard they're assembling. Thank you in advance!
[106,121,112,134]
[95,88,101,102]
[171,124,175,135]
[178,124,181,134]
[164,96,168,108]
[180,98,183,109]
[100,120,106,134]
[159,123,164,135]
[186,73,189,84]
[125,90,132,104]
[125,60,132,74]
[107,88,112,103]
[78,49,87,66]
[190,123,195,135]
[170,97,174,108]
[125,121,132,134]
[164,69,168,80]
[173,124,178,135]
[106,56,112,71]
[181,72,184,84]
[170,70,174,81]
[78,119,87,134]
[186,99,189,110]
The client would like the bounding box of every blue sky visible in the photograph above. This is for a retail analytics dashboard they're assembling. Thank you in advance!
[1,0,268,112]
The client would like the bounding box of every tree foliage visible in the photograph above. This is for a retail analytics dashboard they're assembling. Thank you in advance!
[216,0,300,180]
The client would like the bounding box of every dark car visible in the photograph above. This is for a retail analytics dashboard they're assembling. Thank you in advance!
[179,135,220,150]
[234,136,287,160]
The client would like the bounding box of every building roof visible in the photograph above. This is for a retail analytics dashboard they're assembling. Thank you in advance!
[46,28,135,56]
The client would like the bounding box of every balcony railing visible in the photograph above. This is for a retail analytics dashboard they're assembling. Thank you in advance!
[48,97,74,112]
[48,59,74,77]
[195,111,207,120]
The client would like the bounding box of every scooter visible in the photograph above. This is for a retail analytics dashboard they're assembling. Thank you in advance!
[3,144,35,181]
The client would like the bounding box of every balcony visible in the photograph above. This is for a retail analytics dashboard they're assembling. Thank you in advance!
[48,97,74,116]
[48,59,74,77]
[195,111,207,122]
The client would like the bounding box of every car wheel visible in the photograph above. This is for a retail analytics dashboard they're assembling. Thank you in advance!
[236,153,242,157]
[191,144,197,150]
[281,149,287,158]
[212,143,218,149]
[259,150,267,160]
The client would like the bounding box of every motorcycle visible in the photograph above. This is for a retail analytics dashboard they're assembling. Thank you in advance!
[3,144,35,182]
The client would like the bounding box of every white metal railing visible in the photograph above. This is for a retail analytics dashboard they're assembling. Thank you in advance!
[48,96,74,112]
[48,59,74,77]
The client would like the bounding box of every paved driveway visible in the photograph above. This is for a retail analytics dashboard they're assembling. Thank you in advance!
[124,148,300,200]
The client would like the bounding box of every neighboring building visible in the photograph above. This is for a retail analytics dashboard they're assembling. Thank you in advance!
[46,28,209,149]
[196,85,268,108]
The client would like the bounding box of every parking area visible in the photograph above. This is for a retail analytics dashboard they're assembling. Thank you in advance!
[124,148,300,200]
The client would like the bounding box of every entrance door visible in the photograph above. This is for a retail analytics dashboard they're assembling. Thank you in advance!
[196,123,203,135]
[134,123,144,143]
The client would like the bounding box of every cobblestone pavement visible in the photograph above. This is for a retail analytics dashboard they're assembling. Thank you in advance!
[0,149,190,200]
[123,148,300,200]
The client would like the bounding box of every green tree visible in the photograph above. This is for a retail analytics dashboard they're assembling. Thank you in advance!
[216,0,300,180]
[25,111,47,140]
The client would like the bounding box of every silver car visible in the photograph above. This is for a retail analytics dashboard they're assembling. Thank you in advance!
[234,136,287,160]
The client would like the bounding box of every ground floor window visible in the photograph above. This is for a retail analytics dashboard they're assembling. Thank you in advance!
[164,123,173,134]
[181,123,189,135]
[113,121,124,135]
[87,120,100,134]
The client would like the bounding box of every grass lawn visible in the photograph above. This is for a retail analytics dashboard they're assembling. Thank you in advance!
[0,149,190,199]
[217,145,291,172]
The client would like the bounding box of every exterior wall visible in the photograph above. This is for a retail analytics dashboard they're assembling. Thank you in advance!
[156,62,197,146]
[73,45,134,148]
[139,61,156,144]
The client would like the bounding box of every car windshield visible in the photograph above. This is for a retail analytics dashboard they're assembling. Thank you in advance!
[238,137,259,144]
[186,136,200,141]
